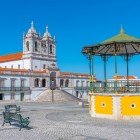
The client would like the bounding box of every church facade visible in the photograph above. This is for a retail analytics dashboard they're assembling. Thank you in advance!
[0,22,89,101]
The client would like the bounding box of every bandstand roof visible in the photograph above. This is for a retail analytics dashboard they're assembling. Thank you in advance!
[102,27,139,43]
[82,27,140,56]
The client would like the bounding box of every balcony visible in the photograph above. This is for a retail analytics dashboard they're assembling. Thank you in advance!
[0,87,30,91]
[74,86,89,90]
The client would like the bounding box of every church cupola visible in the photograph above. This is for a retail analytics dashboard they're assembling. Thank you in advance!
[43,26,51,38]
[26,21,39,38]
[42,26,56,56]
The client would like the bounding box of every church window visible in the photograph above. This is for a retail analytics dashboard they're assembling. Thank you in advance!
[35,41,38,52]
[50,45,53,54]
[26,41,30,51]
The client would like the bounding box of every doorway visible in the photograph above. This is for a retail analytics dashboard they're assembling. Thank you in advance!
[42,79,46,87]
[20,93,24,101]
[0,93,3,100]
[76,91,79,97]
[50,72,56,88]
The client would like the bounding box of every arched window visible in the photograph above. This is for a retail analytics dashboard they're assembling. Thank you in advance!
[60,79,64,87]
[34,78,39,87]
[26,41,29,51]
[35,41,38,52]
[42,79,46,87]
[65,79,69,87]
[50,45,53,54]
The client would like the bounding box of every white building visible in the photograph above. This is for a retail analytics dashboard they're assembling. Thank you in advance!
[106,75,140,92]
[0,22,89,101]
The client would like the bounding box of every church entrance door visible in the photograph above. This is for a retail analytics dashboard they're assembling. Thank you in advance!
[50,72,56,89]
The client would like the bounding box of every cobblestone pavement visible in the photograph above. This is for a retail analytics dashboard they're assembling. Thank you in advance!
[0,102,140,140]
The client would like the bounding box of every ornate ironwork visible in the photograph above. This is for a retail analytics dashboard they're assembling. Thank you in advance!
[82,28,140,93]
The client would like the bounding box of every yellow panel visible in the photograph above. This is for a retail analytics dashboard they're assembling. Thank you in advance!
[95,96,113,115]
[121,96,140,115]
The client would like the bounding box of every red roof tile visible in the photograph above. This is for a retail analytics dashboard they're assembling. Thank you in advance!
[0,52,23,63]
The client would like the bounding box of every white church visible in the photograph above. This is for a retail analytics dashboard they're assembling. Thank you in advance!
[0,22,89,101]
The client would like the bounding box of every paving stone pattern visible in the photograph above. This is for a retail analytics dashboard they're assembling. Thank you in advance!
[0,102,140,140]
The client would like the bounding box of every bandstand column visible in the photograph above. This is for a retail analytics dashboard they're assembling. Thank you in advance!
[89,54,94,92]
[122,54,131,92]
[102,55,108,92]
[89,55,92,76]
[114,44,118,92]
[126,54,130,92]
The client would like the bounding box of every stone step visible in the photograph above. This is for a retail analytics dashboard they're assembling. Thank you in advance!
[35,89,80,102]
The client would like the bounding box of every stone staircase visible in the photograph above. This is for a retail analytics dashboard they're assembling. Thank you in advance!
[34,89,81,102]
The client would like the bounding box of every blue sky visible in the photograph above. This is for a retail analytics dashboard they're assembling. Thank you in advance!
[0,0,140,79]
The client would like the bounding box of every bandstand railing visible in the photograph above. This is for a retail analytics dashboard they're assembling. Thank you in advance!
[82,28,140,94]
[91,81,140,93]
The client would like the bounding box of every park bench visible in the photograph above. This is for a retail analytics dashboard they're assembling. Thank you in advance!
[2,112,30,131]
[5,104,20,113]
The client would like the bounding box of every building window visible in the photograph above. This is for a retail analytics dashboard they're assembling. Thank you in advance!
[26,41,30,51]
[35,66,37,69]
[34,78,39,87]
[11,65,13,69]
[11,93,15,100]
[81,81,84,87]
[76,80,80,87]
[5,66,7,68]
[35,41,38,52]
[11,80,15,88]
[43,64,46,69]
[21,80,25,88]
[0,80,5,87]
[18,65,20,69]
[60,79,64,87]
[65,79,69,87]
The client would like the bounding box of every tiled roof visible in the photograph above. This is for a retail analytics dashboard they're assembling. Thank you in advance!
[113,75,137,80]
[0,52,23,63]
